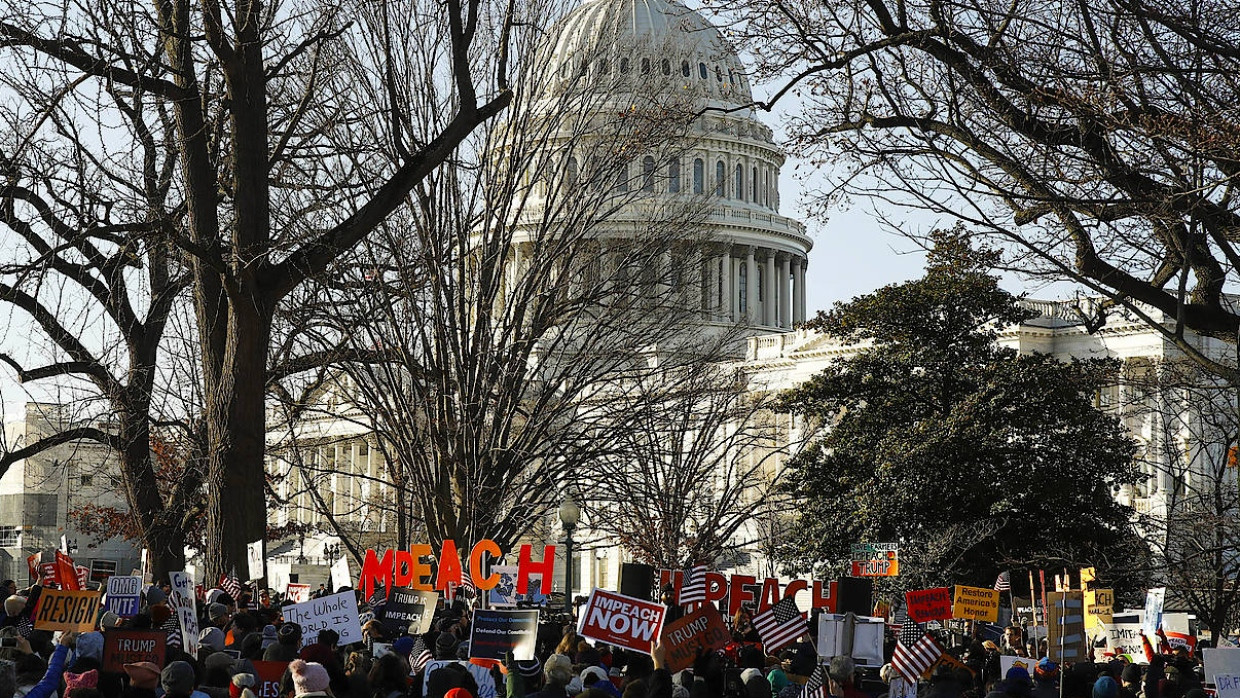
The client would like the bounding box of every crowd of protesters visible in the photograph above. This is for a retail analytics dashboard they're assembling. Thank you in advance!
[0,577,1219,698]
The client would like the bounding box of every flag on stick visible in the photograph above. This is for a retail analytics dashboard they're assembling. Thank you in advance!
[892,616,944,681]
[803,664,830,698]
[679,564,707,605]
[751,597,807,652]
[993,571,1011,592]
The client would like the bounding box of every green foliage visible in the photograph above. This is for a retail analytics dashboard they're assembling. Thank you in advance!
[778,230,1147,591]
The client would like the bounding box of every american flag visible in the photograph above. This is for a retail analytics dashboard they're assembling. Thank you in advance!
[993,571,1011,592]
[803,664,830,698]
[160,614,183,649]
[892,617,944,682]
[220,570,243,598]
[679,564,707,605]
[410,636,433,673]
[751,597,807,652]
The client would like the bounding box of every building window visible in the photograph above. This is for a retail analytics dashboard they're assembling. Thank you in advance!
[80,474,93,486]
[738,263,748,312]
[752,167,758,201]
[620,57,630,74]
[0,526,20,547]
[681,60,690,77]
[566,157,578,188]
[735,164,744,201]
[715,161,725,196]
[699,62,708,79]
[662,59,671,76]
[598,58,609,74]
[642,156,656,191]
[693,158,704,194]
[715,66,723,82]
[613,162,628,192]
[668,158,681,193]
[641,58,650,74]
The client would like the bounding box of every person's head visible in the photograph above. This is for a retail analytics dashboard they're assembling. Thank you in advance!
[1122,664,1142,688]
[279,623,302,646]
[161,661,197,698]
[289,660,331,697]
[317,629,339,649]
[123,662,162,691]
[828,656,857,691]
[516,660,544,691]
[367,652,409,693]
[1005,626,1024,643]
[0,582,14,599]
[1,658,16,698]
[434,631,460,660]
[1094,676,1119,698]
[545,654,574,687]
[2,597,24,618]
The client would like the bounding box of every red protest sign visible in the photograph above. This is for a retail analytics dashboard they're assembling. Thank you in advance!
[905,587,953,623]
[661,603,730,672]
[251,661,290,698]
[102,630,167,673]
[577,588,665,655]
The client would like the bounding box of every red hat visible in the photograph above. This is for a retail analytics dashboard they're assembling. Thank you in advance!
[65,670,100,691]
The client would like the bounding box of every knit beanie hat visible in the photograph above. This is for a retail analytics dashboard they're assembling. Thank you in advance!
[209,603,229,622]
[231,672,256,698]
[1094,676,1119,698]
[517,660,543,682]
[124,662,162,690]
[289,659,330,696]
[76,632,105,662]
[261,625,279,649]
[200,627,227,652]
[279,623,302,645]
[162,661,197,697]
[545,654,573,685]
[145,587,167,606]
[65,670,99,691]
[434,632,459,659]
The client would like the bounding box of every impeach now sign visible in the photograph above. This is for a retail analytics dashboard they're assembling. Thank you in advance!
[905,587,953,623]
[34,589,103,632]
[952,585,999,623]
[577,588,665,655]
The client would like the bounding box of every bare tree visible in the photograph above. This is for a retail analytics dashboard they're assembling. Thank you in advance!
[1,0,518,575]
[723,0,1240,379]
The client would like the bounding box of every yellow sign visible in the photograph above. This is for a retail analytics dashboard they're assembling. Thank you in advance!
[952,585,999,623]
[33,589,102,632]
[1086,588,1114,629]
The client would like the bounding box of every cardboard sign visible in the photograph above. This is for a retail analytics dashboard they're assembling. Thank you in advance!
[1105,618,1146,659]
[817,614,885,667]
[952,585,999,623]
[577,588,665,654]
[252,661,289,698]
[1206,649,1240,685]
[1086,589,1114,627]
[169,571,198,659]
[1217,675,1240,698]
[661,603,730,672]
[282,590,363,646]
[102,630,166,673]
[1144,588,1166,635]
[247,540,265,582]
[1000,656,1034,679]
[1047,591,1087,663]
[905,587,953,623]
[33,588,102,632]
[382,588,438,635]
[850,543,899,577]
[330,557,351,593]
[106,575,143,617]
[287,583,311,603]
[90,559,118,583]
[469,609,539,661]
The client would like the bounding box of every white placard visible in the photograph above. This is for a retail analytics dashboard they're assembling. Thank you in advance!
[816,614,885,667]
[247,540,265,582]
[330,556,351,593]
[1000,656,1035,678]
[1143,588,1166,635]
[1217,673,1240,698]
[281,590,362,647]
[1205,649,1240,685]
[168,570,198,658]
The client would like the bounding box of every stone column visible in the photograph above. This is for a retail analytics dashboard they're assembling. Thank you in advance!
[721,251,734,321]
[795,257,807,323]
[764,252,776,326]
[745,247,757,322]
[780,254,791,328]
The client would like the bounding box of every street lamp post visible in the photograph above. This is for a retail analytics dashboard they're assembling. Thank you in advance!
[558,496,580,617]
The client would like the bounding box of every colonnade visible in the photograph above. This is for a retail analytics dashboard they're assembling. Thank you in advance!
[705,245,806,328]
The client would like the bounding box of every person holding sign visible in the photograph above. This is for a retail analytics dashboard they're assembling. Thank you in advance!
[11,630,78,698]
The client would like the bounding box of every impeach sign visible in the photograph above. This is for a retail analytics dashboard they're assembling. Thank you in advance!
[952,585,999,623]
[34,589,103,632]
[905,587,953,623]
[102,630,167,673]
[661,603,730,673]
[577,588,665,655]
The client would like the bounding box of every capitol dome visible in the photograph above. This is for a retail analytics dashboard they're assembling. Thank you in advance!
[547,0,753,111]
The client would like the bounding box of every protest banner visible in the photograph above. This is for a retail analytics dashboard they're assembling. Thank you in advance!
[357,541,553,602]
[905,587,953,623]
[487,566,548,608]
[89,559,117,584]
[1166,631,1197,654]
[661,603,730,672]
[32,588,103,632]
[251,661,290,698]
[952,585,999,623]
[1217,675,1240,698]
[169,571,198,659]
[1047,591,1087,663]
[657,569,838,616]
[469,609,540,661]
[1000,656,1034,679]
[1144,587,1166,635]
[1207,649,1240,685]
[817,614,885,667]
[577,588,665,654]
[1105,614,1146,659]
[247,540,265,582]
[102,630,167,673]
[331,556,351,593]
[1085,589,1114,628]
[106,575,143,617]
[286,583,311,603]
[850,543,899,577]
[382,588,438,635]
[282,590,363,646]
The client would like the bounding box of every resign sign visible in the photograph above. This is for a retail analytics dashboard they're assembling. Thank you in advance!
[850,543,899,577]
[578,588,665,655]
[33,589,102,632]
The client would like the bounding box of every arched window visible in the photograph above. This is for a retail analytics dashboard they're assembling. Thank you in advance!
[642,156,656,191]
[693,158,704,194]
[598,58,609,74]
[715,66,723,82]
[681,60,690,77]
[641,57,650,74]
[566,157,578,188]
[669,158,681,193]
[662,59,671,75]
[614,162,628,192]
[619,57,630,74]
[735,164,744,201]
[752,166,758,202]
[715,161,725,196]
[699,62,708,79]
[738,263,748,312]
